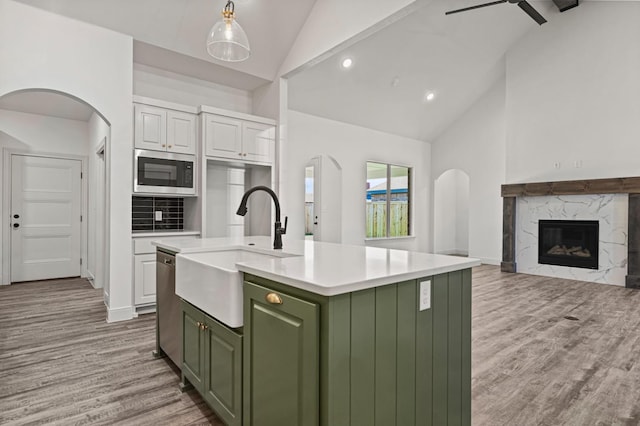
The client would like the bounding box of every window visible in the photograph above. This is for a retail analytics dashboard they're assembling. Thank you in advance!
[366,162,411,238]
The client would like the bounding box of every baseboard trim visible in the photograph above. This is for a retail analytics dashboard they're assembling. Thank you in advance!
[106,305,135,323]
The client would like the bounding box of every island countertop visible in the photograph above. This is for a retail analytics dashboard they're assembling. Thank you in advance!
[153,236,480,296]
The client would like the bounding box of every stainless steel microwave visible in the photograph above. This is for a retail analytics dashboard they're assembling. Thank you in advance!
[133,149,196,196]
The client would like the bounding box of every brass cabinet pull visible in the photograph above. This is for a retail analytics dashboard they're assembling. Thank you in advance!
[265,292,283,305]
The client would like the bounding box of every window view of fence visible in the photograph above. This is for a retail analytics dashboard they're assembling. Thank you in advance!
[366,162,410,238]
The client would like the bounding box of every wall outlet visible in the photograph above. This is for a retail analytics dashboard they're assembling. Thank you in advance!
[155,210,162,221]
[574,160,583,168]
[554,161,561,169]
[419,280,431,311]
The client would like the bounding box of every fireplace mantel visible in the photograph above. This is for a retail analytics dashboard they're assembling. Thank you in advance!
[501,176,640,289]
[502,176,640,197]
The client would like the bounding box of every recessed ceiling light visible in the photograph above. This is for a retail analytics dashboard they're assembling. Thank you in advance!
[341,58,353,69]
[424,91,436,102]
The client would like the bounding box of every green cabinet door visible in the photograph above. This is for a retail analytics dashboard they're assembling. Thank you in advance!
[182,300,205,391]
[203,315,243,426]
[182,300,243,426]
[243,281,319,426]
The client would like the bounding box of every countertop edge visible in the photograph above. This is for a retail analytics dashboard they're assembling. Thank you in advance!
[238,258,481,296]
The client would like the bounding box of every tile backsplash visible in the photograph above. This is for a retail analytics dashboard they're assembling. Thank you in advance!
[132,196,184,232]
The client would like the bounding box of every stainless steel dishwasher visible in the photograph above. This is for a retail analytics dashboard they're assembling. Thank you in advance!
[156,249,181,369]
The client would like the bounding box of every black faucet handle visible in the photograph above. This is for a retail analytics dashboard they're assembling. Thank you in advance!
[280,216,288,235]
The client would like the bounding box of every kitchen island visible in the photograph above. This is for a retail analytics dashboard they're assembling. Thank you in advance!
[153,237,480,426]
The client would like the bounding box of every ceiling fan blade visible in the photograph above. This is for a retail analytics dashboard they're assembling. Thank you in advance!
[517,0,547,25]
[445,0,507,15]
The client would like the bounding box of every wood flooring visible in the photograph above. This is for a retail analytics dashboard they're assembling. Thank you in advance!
[1,268,640,425]
[0,277,222,425]
[472,265,640,426]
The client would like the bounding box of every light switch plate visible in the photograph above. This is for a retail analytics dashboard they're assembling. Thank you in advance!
[419,280,431,311]
[155,210,162,221]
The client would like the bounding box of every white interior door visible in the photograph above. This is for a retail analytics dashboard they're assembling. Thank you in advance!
[11,155,82,282]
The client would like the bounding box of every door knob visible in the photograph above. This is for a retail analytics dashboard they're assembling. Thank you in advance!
[13,223,19,228]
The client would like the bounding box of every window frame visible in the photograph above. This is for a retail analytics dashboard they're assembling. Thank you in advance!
[365,161,412,239]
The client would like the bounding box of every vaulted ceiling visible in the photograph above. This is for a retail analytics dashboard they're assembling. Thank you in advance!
[5,0,588,142]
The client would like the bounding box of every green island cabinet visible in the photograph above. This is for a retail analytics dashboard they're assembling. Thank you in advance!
[242,268,472,426]
[181,300,243,426]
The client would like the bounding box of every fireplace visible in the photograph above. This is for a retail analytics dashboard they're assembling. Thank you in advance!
[538,220,599,269]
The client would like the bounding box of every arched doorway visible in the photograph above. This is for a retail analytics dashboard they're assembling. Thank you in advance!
[0,89,110,293]
[434,169,470,256]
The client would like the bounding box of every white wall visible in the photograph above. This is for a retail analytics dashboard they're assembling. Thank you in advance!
[505,2,640,183]
[0,0,134,321]
[134,64,253,113]
[287,110,431,252]
[0,109,89,155]
[431,78,506,264]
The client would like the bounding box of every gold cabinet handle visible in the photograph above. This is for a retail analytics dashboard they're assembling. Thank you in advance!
[168,145,172,149]
[265,292,283,305]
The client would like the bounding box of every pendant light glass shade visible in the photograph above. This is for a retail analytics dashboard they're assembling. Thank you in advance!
[206,1,250,62]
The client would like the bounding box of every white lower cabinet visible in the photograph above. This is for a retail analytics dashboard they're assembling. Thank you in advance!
[134,253,157,305]
[133,234,198,307]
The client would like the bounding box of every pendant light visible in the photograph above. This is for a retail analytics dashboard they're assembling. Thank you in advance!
[206,0,250,62]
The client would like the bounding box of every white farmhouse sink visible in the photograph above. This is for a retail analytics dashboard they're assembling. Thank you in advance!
[175,249,291,328]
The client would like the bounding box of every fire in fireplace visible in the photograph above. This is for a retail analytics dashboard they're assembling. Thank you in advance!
[538,220,599,269]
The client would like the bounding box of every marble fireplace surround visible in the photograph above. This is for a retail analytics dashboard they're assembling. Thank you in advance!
[501,177,640,289]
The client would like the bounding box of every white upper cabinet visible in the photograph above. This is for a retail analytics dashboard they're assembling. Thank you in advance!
[167,110,197,155]
[135,104,166,151]
[135,104,196,155]
[203,114,243,159]
[242,121,275,163]
[202,113,275,164]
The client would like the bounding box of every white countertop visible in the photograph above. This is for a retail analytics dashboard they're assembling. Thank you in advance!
[153,236,480,296]
[133,230,200,238]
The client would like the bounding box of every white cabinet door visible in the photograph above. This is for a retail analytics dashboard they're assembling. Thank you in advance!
[204,114,243,159]
[10,155,82,282]
[167,110,197,155]
[134,253,157,305]
[134,104,167,151]
[242,122,274,163]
